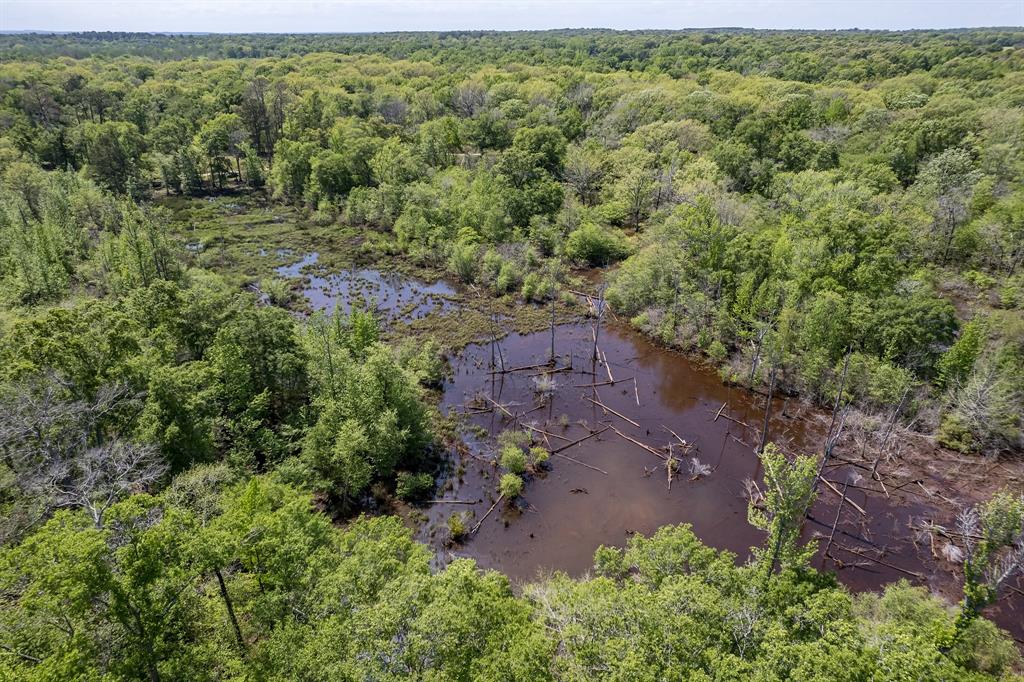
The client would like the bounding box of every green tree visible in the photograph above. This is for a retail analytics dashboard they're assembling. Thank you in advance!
[80,120,147,196]
[748,443,818,585]
[270,139,317,204]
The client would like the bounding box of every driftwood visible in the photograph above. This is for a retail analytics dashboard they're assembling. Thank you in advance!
[471,494,504,535]
[602,350,614,382]
[526,365,572,377]
[806,513,881,548]
[489,362,551,375]
[551,426,611,454]
[482,395,516,420]
[661,425,693,451]
[522,423,572,442]
[633,376,641,406]
[584,395,640,428]
[713,402,754,429]
[829,544,924,579]
[551,451,609,475]
[820,477,867,515]
[610,425,667,461]
[572,377,634,388]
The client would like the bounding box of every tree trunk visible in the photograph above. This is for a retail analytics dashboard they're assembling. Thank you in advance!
[757,365,776,454]
[215,569,247,654]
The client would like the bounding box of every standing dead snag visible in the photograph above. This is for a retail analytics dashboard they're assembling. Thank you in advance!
[549,259,560,365]
[486,310,505,372]
[591,283,607,362]
[757,364,777,454]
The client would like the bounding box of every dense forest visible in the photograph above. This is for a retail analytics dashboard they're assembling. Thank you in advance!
[1,29,1023,680]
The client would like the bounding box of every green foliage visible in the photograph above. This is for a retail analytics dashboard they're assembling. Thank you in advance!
[448,241,480,284]
[80,120,147,197]
[447,511,467,541]
[498,473,524,500]
[936,319,987,390]
[0,165,112,303]
[564,223,631,266]
[395,471,434,501]
[271,139,317,203]
[499,445,527,475]
[952,489,1024,638]
[302,342,430,504]
[1,476,1020,681]
[748,444,818,583]
[99,203,180,293]
[1,29,1023,681]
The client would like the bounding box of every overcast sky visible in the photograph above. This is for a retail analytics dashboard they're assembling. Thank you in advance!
[2,0,1021,33]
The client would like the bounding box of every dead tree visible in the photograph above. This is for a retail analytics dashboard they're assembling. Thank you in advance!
[0,378,165,537]
[591,283,607,363]
[757,364,777,454]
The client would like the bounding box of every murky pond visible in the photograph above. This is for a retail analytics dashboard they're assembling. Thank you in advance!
[263,250,1022,640]
[423,321,1024,639]
[275,252,457,321]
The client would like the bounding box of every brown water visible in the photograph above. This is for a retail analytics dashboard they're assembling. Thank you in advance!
[272,252,1022,640]
[423,321,1024,640]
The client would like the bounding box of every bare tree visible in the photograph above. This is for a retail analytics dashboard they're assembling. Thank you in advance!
[50,440,165,528]
[0,378,165,539]
[452,82,488,118]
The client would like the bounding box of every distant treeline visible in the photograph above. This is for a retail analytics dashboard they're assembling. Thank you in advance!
[1,28,1022,83]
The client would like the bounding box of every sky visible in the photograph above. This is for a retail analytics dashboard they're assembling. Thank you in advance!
[1,0,1021,34]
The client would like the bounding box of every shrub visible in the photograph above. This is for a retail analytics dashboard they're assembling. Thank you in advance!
[936,320,986,390]
[395,471,434,501]
[260,277,293,306]
[448,242,479,284]
[937,413,974,453]
[564,222,631,266]
[447,512,467,541]
[498,473,524,499]
[495,261,521,295]
[521,272,554,302]
[497,429,530,449]
[529,447,550,470]
[500,445,527,474]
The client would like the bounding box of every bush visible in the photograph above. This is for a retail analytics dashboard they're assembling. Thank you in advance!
[500,445,527,474]
[395,471,434,501]
[498,473,524,499]
[448,242,479,283]
[964,270,997,290]
[936,320,986,390]
[447,512,467,541]
[521,272,554,302]
[529,447,550,470]
[495,261,521,295]
[937,412,974,453]
[564,223,631,266]
[497,429,530,449]
[260,277,293,306]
